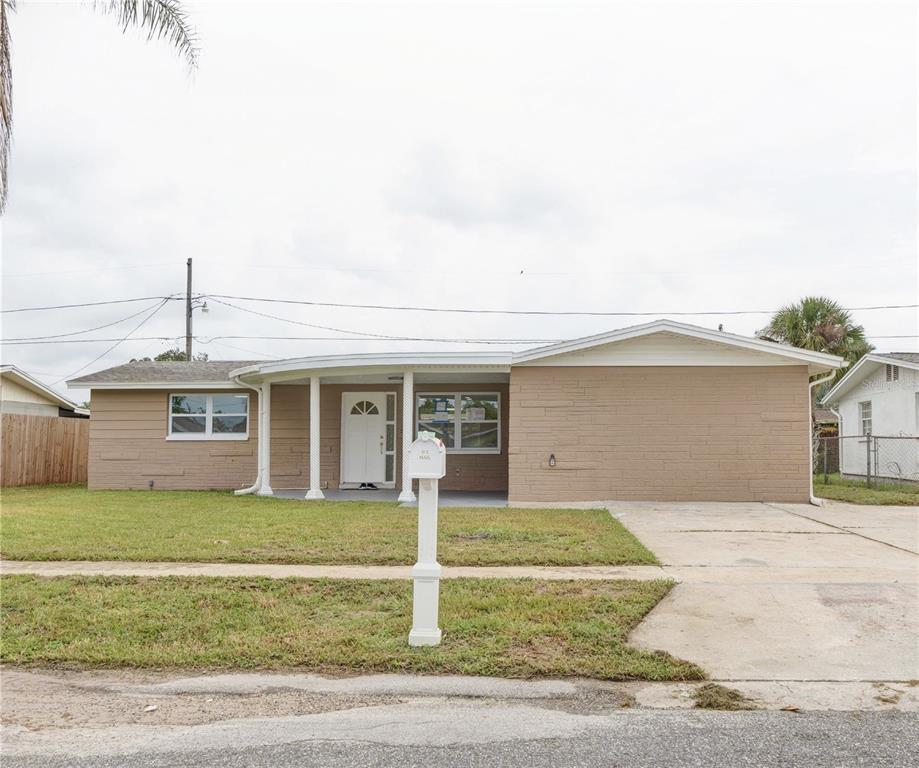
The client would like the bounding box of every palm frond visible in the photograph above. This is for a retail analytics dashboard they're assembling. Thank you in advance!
[0,0,14,212]
[95,0,198,71]
[757,295,874,385]
[0,1,197,212]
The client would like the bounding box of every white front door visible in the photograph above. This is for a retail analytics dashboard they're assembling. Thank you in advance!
[341,393,386,484]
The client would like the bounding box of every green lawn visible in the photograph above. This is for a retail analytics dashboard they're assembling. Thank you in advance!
[0,486,656,566]
[0,575,702,680]
[814,473,919,506]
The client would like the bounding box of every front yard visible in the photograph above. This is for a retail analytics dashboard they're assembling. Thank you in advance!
[0,575,702,680]
[0,486,656,566]
[0,487,694,682]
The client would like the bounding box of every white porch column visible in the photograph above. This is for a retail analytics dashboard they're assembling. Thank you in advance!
[256,382,274,496]
[305,375,325,500]
[397,370,416,502]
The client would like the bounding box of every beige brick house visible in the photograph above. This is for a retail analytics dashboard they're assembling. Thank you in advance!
[69,320,844,503]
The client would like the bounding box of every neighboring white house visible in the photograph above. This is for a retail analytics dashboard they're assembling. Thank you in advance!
[820,353,919,481]
[0,365,89,418]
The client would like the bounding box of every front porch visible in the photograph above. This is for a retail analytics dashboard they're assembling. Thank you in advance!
[272,488,509,507]
[231,355,512,501]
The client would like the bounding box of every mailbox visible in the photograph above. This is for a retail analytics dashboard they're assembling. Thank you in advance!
[407,431,447,479]
[407,430,446,647]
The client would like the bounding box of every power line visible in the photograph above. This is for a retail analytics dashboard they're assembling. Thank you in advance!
[3,334,560,346]
[1,337,182,345]
[208,294,919,318]
[5,333,917,347]
[209,297,413,340]
[200,334,557,344]
[200,339,282,359]
[1,296,179,314]
[4,291,915,318]
[1,301,169,341]
[55,299,171,384]
[210,297,558,343]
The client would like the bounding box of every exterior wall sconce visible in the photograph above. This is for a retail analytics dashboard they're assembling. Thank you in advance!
[548,453,556,467]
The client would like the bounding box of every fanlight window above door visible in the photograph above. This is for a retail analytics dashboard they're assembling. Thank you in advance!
[350,400,380,416]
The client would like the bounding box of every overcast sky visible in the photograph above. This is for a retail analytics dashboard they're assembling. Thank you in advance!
[2,0,916,403]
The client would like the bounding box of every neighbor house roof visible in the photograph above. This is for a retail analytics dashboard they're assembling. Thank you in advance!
[820,352,919,405]
[67,320,847,389]
[873,352,919,366]
[814,408,839,424]
[1,365,86,412]
[67,361,260,389]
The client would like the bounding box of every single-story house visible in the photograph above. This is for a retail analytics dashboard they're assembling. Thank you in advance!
[820,352,919,480]
[1,365,89,418]
[68,319,845,503]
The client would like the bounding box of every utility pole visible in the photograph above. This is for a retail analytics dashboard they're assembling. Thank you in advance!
[185,258,193,361]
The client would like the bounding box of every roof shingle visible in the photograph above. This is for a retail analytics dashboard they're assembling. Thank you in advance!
[68,360,262,386]
[874,352,919,365]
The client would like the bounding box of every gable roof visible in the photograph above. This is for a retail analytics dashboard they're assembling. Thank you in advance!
[512,319,846,372]
[67,320,846,388]
[67,361,261,388]
[873,352,919,366]
[821,352,919,405]
[1,365,85,411]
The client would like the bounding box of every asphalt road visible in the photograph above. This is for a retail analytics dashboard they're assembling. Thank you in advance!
[4,710,918,768]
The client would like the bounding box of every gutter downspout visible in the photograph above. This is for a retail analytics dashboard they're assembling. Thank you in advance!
[809,371,837,506]
[233,375,263,496]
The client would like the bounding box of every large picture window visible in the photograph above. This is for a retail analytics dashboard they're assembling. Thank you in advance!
[417,392,500,453]
[168,393,249,440]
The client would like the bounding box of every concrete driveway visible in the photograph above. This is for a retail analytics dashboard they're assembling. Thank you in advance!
[615,501,918,682]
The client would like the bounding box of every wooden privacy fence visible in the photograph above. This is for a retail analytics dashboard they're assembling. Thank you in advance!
[1,414,89,487]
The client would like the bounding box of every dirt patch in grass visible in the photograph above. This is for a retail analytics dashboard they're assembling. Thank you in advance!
[0,575,701,681]
[0,486,657,566]
[692,683,756,711]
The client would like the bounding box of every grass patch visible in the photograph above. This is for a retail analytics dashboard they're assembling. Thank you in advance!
[813,473,919,506]
[692,683,755,710]
[0,575,701,681]
[0,486,656,566]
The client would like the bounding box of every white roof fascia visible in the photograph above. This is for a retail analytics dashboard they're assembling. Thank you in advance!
[231,352,514,380]
[2,365,82,409]
[510,318,846,371]
[820,354,918,404]
[65,381,247,391]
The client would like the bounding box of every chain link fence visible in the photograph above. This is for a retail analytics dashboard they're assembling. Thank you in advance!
[814,434,919,488]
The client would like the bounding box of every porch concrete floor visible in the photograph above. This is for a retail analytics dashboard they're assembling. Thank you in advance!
[271,489,508,508]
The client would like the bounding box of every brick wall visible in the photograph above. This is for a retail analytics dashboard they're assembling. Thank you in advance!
[87,389,259,490]
[507,366,811,502]
[88,382,509,492]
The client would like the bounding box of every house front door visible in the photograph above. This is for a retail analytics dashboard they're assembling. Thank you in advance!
[341,393,386,485]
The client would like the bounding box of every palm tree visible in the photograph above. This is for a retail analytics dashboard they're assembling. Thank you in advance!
[758,296,873,381]
[0,0,197,210]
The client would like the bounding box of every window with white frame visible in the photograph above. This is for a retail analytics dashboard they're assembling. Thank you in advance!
[858,401,872,436]
[416,392,500,453]
[168,393,249,440]
[885,364,899,382]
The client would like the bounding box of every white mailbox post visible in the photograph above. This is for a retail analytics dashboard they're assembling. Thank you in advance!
[406,431,447,646]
